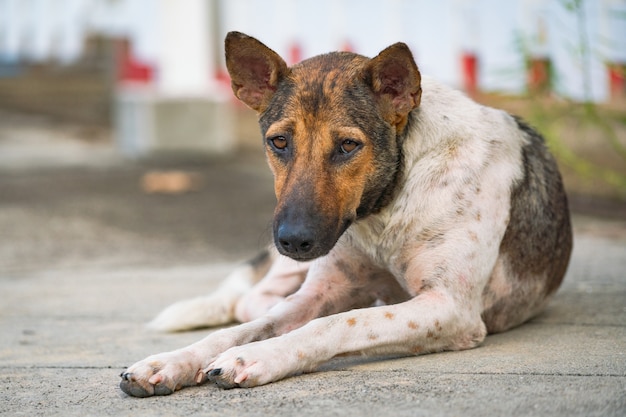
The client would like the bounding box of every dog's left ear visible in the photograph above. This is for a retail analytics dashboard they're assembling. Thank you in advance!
[364,43,421,132]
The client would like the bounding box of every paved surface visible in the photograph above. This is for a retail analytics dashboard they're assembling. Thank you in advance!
[0,112,625,416]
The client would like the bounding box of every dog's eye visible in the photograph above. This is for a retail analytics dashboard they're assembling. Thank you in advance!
[269,136,288,150]
[340,139,360,154]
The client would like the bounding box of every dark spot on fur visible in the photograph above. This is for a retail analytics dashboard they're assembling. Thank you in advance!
[384,312,395,320]
[347,317,357,326]
[419,280,434,293]
[261,322,276,338]
[335,259,360,284]
[399,261,409,276]
[367,271,383,282]
[319,300,337,317]
[482,116,572,333]
[248,249,271,269]
[501,117,572,289]
[417,228,446,249]
[408,321,419,330]
[432,264,448,280]
[250,322,276,342]
[349,287,361,299]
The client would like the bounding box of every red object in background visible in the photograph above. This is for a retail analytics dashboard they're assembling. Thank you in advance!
[340,40,354,53]
[215,69,230,87]
[461,52,478,95]
[288,43,302,65]
[215,68,246,107]
[527,58,551,93]
[116,38,153,84]
[608,63,625,100]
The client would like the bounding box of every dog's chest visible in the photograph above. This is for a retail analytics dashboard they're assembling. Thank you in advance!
[345,181,459,276]
[344,135,521,282]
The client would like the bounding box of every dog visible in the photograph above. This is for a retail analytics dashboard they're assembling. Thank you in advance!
[119,31,572,397]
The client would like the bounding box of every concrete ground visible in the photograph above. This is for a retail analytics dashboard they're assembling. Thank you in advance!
[0,111,625,417]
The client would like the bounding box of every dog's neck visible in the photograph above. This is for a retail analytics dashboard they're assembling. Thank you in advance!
[356,109,418,219]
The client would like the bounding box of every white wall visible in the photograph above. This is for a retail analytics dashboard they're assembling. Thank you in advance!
[0,0,623,101]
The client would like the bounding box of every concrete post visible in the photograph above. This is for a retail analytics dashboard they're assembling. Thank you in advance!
[115,0,234,157]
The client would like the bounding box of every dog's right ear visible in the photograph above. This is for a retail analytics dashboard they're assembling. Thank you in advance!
[225,32,290,113]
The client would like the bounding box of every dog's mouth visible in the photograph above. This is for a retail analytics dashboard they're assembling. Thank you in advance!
[274,217,354,261]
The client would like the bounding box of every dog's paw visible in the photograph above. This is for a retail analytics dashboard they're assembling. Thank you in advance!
[205,342,302,389]
[120,351,206,397]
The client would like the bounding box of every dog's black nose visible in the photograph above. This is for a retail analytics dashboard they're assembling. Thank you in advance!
[276,224,314,256]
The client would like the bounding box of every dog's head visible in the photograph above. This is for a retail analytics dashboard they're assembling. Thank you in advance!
[225,32,421,261]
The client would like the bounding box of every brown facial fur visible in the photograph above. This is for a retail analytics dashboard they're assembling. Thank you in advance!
[225,32,421,260]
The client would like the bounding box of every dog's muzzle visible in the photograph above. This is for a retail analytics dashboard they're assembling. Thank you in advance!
[274,214,353,261]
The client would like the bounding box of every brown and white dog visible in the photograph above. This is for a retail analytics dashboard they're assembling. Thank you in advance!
[119,31,572,397]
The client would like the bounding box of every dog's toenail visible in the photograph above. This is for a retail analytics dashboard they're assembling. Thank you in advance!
[208,368,222,377]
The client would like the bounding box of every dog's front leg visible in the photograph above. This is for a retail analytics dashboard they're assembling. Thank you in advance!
[119,256,358,397]
[205,246,489,388]
[206,288,487,388]
[120,319,274,397]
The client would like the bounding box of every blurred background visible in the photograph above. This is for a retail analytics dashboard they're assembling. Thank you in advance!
[2,4,626,414]
[0,0,624,203]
